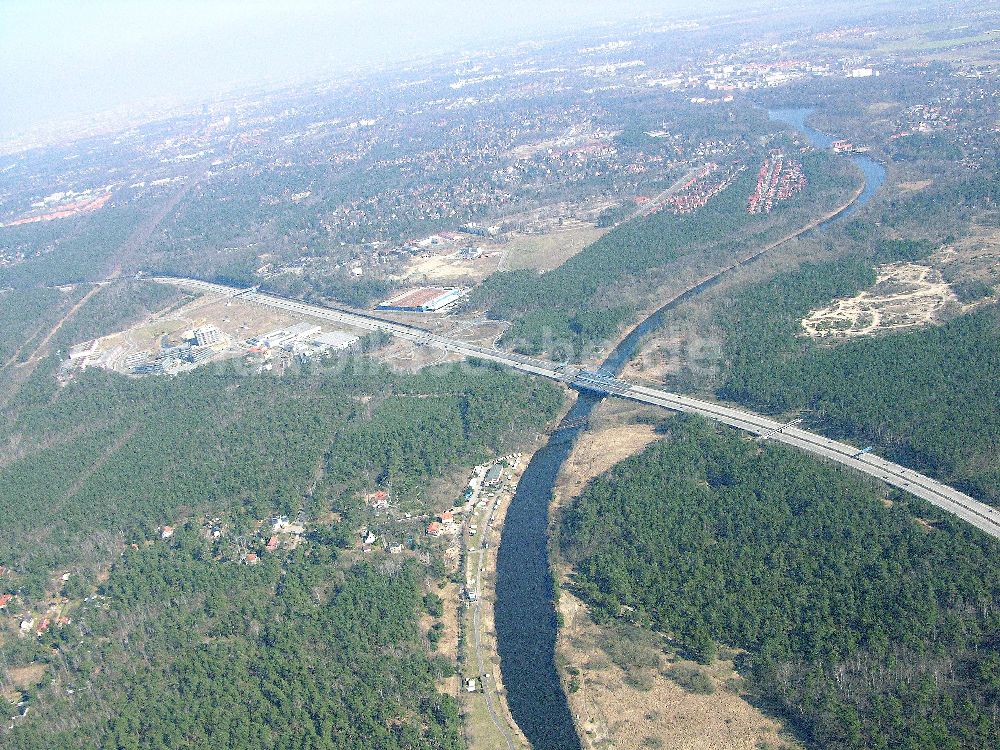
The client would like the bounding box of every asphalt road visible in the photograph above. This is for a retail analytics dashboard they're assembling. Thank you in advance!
[152,277,1000,541]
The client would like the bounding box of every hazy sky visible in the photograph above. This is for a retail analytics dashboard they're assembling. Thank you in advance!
[0,0,692,139]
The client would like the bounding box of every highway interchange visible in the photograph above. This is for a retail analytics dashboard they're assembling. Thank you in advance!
[153,276,1000,541]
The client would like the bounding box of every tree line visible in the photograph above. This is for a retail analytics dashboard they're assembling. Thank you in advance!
[561,415,1000,749]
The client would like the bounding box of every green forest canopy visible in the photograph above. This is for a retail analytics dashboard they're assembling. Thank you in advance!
[711,242,1000,504]
[0,354,561,591]
[561,415,1000,750]
[4,531,463,750]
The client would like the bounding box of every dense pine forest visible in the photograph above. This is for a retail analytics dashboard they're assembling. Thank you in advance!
[712,243,1000,504]
[4,531,461,750]
[561,416,1000,750]
[469,151,857,353]
[0,281,181,366]
[0,355,561,589]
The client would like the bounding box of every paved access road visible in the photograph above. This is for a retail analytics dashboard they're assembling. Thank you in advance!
[152,276,1000,540]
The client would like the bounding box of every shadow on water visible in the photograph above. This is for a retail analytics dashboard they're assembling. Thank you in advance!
[495,106,883,750]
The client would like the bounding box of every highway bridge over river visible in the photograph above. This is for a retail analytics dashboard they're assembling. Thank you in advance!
[153,276,1000,541]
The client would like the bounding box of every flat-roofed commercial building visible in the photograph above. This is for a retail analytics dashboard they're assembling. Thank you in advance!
[311,331,359,351]
[376,287,467,312]
[260,322,322,348]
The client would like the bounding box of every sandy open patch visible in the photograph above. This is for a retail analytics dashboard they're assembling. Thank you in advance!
[6,663,46,691]
[801,262,958,338]
[398,224,608,285]
[402,254,498,283]
[557,421,661,501]
[897,179,934,193]
[501,225,608,272]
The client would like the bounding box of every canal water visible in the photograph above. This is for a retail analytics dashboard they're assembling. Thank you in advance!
[768,107,887,223]
[494,107,884,750]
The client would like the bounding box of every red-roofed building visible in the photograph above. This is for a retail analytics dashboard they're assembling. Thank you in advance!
[427,522,442,537]
[365,490,390,509]
[266,536,279,552]
[377,287,467,312]
[0,594,11,608]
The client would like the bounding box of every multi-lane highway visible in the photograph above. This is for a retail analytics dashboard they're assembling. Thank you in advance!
[152,276,1000,540]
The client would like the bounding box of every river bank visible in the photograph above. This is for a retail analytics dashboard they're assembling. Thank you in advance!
[548,401,803,750]
[461,396,580,750]
[494,108,885,750]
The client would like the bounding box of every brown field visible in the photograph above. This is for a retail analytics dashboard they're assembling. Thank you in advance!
[897,179,934,193]
[865,102,897,115]
[619,332,689,384]
[6,663,46,691]
[4,661,48,704]
[801,225,1000,341]
[557,590,803,750]
[398,224,607,285]
[556,420,661,501]
[401,254,499,284]
[942,222,1000,289]
[429,580,461,696]
[620,188,999,388]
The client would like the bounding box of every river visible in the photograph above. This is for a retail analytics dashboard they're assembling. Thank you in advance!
[493,107,884,750]
[768,107,887,223]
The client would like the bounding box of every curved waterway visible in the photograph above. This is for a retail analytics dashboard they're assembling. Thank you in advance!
[494,107,884,750]
[768,107,886,223]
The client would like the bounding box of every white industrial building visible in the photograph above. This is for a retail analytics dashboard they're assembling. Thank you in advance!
[310,331,359,351]
[259,322,322,348]
[191,325,223,346]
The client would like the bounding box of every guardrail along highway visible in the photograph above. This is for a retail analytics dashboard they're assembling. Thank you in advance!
[153,276,1000,541]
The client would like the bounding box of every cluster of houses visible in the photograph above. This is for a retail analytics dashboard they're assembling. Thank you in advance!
[158,512,307,567]
[747,152,807,215]
[0,567,77,641]
[665,161,748,214]
[644,45,881,96]
[425,456,517,539]
[11,588,72,638]
[242,515,307,565]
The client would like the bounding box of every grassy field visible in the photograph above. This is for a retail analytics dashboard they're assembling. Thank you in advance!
[502,226,609,272]
[880,28,1000,52]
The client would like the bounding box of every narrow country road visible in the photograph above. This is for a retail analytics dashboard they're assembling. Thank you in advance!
[471,541,517,750]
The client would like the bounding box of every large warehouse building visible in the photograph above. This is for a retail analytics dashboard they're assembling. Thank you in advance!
[376,287,467,312]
